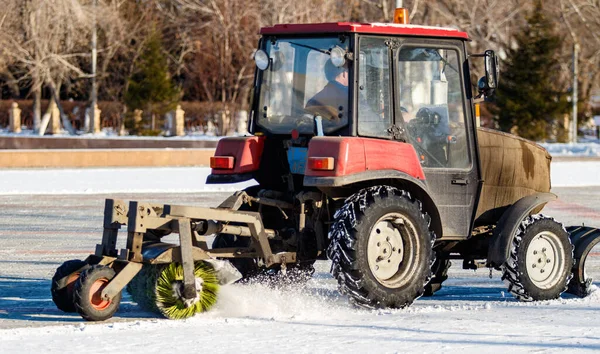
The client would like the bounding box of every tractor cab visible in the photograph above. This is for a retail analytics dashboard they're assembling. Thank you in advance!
[210,19,499,239]
[250,22,497,168]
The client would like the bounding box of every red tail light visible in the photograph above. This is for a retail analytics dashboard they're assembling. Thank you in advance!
[210,156,235,169]
[308,157,335,171]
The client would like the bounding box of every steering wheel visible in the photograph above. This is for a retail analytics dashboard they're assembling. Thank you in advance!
[406,108,447,167]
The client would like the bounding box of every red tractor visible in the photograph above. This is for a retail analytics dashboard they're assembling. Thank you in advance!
[52,9,600,321]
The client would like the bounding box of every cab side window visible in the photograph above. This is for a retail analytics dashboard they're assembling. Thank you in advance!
[358,37,392,137]
[397,47,469,168]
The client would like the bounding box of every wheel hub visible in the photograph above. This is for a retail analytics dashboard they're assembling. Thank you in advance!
[525,231,564,288]
[89,278,111,310]
[368,218,404,281]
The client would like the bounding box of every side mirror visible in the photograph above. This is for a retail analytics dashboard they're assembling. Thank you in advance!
[484,50,499,89]
[476,50,499,98]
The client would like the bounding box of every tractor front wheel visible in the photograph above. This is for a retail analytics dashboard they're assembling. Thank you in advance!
[73,265,121,321]
[501,215,573,301]
[328,186,435,308]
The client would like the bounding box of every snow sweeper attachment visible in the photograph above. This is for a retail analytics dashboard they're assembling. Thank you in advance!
[51,198,296,321]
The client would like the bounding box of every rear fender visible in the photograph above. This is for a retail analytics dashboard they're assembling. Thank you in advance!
[312,172,442,241]
[566,226,600,297]
[487,192,557,267]
[207,136,265,184]
[304,136,425,180]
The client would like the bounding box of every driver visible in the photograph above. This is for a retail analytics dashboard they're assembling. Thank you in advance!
[305,60,348,120]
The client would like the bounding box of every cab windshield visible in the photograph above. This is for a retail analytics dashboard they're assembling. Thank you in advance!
[256,36,350,134]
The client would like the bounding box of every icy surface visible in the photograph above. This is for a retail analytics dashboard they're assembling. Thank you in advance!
[0,189,599,353]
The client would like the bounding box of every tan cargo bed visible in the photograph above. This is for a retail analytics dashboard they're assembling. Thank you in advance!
[475,127,552,225]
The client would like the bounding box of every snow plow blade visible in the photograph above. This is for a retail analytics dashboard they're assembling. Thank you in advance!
[566,226,600,297]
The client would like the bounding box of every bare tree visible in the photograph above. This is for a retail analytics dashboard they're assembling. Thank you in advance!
[554,0,600,117]
[0,0,98,134]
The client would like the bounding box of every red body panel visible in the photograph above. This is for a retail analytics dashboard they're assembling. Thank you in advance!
[306,137,425,180]
[260,22,469,40]
[211,136,265,175]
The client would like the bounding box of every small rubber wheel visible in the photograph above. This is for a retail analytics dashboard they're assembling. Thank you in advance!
[51,259,90,313]
[73,265,121,321]
[502,215,573,301]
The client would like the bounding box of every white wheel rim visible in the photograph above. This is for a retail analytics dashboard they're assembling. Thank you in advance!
[525,231,565,289]
[367,213,418,288]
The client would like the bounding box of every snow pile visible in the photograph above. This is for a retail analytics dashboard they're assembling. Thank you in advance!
[4,167,255,195]
[541,142,600,157]
[1,161,600,195]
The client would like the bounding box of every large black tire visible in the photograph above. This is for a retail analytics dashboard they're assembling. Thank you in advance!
[423,256,451,297]
[501,215,573,301]
[328,186,436,308]
[73,265,122,321]
[51,259,90,313]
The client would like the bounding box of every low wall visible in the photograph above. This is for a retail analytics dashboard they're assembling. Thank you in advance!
[0,149,215,168]
[0,136,218,149]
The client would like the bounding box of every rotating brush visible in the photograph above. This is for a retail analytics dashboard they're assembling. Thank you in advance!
[127,262,219,320]
[154,262,219,319]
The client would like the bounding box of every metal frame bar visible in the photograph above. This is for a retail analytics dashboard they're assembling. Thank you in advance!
[96,198,296,266]
[90,198,298,301]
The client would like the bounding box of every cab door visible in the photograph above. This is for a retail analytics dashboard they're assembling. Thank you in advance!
[394,39,480,239]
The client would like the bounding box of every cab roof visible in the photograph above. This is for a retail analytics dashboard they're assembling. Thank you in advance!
[259,22,469,40]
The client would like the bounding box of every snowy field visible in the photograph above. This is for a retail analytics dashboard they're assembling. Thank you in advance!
[1,159,600,196]
[1,168,600,353]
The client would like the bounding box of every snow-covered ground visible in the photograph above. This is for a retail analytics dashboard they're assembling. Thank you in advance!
[3,128,600,154]
[1,159,598,196]
[1,167,256,195]
[1,169,600,353]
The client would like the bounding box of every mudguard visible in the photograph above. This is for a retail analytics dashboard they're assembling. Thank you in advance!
[487,192,557,268]
[566,226,600,297]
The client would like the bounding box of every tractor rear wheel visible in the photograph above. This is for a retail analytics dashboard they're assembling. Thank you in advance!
[328,186,435,308]
[73,265,121,321]
[51,259,90,313]
[423,256,451,296]
[501,215,573,301]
